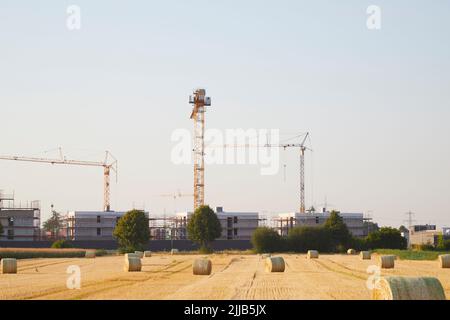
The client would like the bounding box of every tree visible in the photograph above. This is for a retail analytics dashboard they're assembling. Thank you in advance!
[366,227,407,250]
[0,222,3,236]
[187,205,222,252]
[323,211,353,251]
[113,210,150,253]
[43,210,64,238]
[251,227,285,253]
[287,226,332,252]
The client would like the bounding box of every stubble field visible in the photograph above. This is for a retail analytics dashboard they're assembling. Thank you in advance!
[1,253,449,300]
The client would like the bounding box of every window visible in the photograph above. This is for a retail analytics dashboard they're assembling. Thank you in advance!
[97,228,101,236]
[315,217,319,224]
[97,216,101,223]
[227,217,233,228]
[7,229,14,240]
[233,216,238,224]
[234,228,238,236]
[227,229,232,239]
[8,217,14,227]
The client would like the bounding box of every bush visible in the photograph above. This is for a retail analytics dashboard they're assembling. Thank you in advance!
[349,237,368,252]
[113,209,150,253]
[366,227,407,250]
[251,227,285,253]
[0,249,86,260]
[51,239,73,249]
[287,226,332,252]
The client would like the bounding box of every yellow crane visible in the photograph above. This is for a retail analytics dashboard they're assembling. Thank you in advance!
[0,149,117,212]
[189,89,211,211]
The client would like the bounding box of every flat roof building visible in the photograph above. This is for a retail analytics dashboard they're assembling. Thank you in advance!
[0,193,41,241]
[276,210,365,238]
[65,211,149,241]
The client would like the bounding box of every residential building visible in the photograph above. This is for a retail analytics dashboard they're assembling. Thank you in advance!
[276,210,365,237]
[0,193,41,241]
[65,211,149,241]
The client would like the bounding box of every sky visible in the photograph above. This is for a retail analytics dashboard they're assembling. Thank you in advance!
[0,0,449,228]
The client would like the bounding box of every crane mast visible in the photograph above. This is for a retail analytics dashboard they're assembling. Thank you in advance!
[0,150,117,212]
[189,89,211,211]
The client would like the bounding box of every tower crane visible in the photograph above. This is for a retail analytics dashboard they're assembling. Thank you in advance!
[157,190,194,213]
[0,149,117,212]
[188,89,211,211]
[212,132,311,213]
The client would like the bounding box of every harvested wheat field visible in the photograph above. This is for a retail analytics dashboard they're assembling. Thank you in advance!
[0,253,449,300]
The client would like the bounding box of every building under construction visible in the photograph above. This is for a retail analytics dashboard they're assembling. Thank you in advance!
[276,209,367,238]
[0,191,41,241]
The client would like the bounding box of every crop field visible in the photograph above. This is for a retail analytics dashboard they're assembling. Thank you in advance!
[0,253,449,300]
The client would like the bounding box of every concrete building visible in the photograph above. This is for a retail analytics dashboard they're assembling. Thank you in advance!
[65,211,149,241]
[174,207,259,240]
[0,193,41,241]
[409,224,441,247]
[276,210,365,237]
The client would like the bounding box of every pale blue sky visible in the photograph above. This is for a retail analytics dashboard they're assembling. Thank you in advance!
[0,1,449,228]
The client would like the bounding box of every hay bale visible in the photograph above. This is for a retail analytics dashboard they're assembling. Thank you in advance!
[265,256,285,272]
[379,255,395,269]
[171,249,179,255]
[360,251,371,260]
[85,251,96,258]
[307,250,319,259]
[347,249,356,255]
[372,276,446,300]
[1,258,17,274]
[144,251,152,258]
[124,256,142,272]
[438,255,450,268]
[134,251,144,258]
[192,258,212,275]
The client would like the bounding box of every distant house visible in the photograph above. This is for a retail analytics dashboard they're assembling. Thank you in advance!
[409,225,441,247]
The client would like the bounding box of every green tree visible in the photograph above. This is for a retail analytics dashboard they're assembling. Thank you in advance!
[113,210,150,253]
[251,227,285,253]
[366,227,407,250]
[43,210,64,238]
[323,211,353,251]
[0,222,3,236]
[187,205,222,252]
[287,226,332,252]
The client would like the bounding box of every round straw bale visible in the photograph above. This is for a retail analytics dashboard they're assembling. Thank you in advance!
[134,251,144,258]
[372,277,446,300]
[307,250,319,259]
[347,249,356,255]
[265,256,285,272]
[438,255,450,268]
[144,251,152,258]
[360,251,371,260]
[379,255,395,269]
[1,258,17,274]
[85,251,96,258]
[192,258,212,275]
[124,256,142,272]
